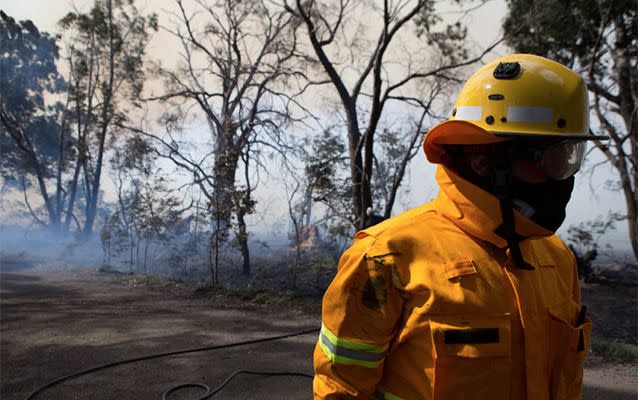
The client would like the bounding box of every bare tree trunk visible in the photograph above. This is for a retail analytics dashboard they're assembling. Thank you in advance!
[614,15,638,260]
[383,110,429,218]
[135,232,141,272]
[64,152,82,231]
[83,0,115,239]
[624,160,636,259]
[212,131,249,277]
[64,62,88,233]
[627,210,637,260]
[106,237,111,265]
[362,129,374,229]
[129,235,134,274]
[292,221,305,291]
[287,182,302,290]
[31,155,56,226]
[236,208,250,276]
[213,134,240,234]
[143,239,149,273]
[304,189,313,228]
[210,228,220,286]
[293,242,301,290]
[237,148,254,277]
[0,108,58,227]
[616,140,638,260]
[55,112,68,232]
[346,110,365,228]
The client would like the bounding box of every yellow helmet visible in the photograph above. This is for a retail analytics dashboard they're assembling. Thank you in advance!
[424,53,608,164]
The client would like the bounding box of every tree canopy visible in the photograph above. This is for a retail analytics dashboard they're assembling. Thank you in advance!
[0,11,68,225]
[504,0,637,259]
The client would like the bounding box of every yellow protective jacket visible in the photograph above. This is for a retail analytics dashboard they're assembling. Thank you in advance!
[313,166,591,400]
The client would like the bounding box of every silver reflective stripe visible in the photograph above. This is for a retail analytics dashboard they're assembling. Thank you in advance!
[456,106,482,121]
[319,331,386,363]
[507,106,553,124]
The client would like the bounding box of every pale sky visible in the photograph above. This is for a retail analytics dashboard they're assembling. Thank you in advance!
[2,0,632,253]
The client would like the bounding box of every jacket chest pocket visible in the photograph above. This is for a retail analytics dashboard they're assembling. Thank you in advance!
[547,300,592,400]
[429,314,511,400]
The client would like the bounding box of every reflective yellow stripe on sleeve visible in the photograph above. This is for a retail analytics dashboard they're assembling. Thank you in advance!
[318,323,387,368]
[375,388,405,400]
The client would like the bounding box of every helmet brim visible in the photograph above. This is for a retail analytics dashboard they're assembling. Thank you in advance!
[423,120,509,164]
[423,120,609,165]
[492,130,610,141]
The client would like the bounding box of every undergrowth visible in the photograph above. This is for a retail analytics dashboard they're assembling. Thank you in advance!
[193,285,322,314]
[590,337,638,364]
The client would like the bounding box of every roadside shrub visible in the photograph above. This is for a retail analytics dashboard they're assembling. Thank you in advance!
[590,337,638,364]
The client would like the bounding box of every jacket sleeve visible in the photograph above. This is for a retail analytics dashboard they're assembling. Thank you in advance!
[313,233,404,399]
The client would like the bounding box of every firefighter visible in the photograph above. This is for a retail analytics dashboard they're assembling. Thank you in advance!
[313,54,607,400]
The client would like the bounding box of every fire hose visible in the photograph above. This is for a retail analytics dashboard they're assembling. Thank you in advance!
[24,327,319,400]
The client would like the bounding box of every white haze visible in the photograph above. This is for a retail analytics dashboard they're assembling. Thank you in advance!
[1,0,632,271]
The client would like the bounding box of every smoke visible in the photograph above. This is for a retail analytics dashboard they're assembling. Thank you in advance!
[0,224,102,271]
[0,221,340,298]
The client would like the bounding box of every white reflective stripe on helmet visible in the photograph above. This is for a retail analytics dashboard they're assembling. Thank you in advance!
[456,106,483,121]
[507,106,553,124]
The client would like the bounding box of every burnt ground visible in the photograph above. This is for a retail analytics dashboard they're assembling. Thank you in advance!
[581,281,638,345]
[1,265,317,400]
[1,263,637,400]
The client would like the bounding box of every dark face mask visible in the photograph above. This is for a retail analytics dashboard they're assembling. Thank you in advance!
[510,176,575,232]
[446,147,576,233]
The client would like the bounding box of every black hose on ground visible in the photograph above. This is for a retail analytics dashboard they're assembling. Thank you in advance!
[24,327,319,400]
[162,370,314,400]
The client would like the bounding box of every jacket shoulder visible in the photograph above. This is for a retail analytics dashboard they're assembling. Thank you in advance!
[530,234,578,284]
[536,234,576,263]
[354,202,444,258]
[356,203,437,238]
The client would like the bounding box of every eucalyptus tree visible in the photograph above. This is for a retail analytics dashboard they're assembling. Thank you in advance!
[148,0,307,278]
[504,0,637,258]
[287,0,500,230]
[58,0,157,237]
[102,134,184,273]
[0,11,69,229]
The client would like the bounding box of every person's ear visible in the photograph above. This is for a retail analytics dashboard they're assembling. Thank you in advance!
[469,154,490,177]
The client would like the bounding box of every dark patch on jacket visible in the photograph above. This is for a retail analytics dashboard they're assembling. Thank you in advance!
[361,276,387,310]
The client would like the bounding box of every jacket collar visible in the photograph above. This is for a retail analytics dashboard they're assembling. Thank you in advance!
[433,165,553,248]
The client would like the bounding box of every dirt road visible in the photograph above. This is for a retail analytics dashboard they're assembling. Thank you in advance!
[1,265,636,400]
[1,266,317,400]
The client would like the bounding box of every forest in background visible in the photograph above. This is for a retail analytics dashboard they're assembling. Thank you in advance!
[1,0,635,291]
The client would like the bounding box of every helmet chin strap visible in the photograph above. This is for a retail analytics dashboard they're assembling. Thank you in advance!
[491,145,535,270]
